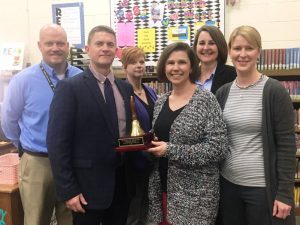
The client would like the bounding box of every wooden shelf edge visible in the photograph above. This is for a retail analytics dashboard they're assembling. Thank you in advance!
[295,178,300,182]
[292,99,300,103]
[260,69,300,77]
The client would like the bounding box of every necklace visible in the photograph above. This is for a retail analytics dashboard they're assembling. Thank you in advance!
[134,89,143,96]
[235,74,264,89]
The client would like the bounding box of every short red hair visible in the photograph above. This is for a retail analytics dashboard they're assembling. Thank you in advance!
[120,47,145,68]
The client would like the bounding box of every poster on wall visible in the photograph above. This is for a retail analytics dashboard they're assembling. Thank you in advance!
[0,43,25,71]
[52,2,85,49]
[111,0,225,66]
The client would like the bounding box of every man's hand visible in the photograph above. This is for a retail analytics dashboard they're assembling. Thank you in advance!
[66,193,88,213]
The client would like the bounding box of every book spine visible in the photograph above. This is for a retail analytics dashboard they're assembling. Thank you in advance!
[267,49,272,70]
[260,49,265,70]
[298,109,300,127]
[285,48,290,70]
[264,49,268,70]
[274,49,279,70]
[257,53,261,70]
[288,81,292,95]
[271,48,275,70]
[296,48,300,69]
[282,49,286,69]
[278,49,282,70]
[281,81,288,93]
[295,81,299,98]
[290,48,295,69]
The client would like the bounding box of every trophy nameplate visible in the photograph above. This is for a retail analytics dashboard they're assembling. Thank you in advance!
[115,96,154,152]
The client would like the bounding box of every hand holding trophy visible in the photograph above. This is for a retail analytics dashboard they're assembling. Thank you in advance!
[115,96,154,152]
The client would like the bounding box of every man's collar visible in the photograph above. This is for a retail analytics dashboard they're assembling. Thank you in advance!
[89,64,114,84]
[41,60,69,77]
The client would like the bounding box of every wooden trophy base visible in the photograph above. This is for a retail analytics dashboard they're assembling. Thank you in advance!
[115,132,154,152]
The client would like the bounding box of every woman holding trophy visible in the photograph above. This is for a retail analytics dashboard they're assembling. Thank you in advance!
[120,47,157,225]
[147,42,228,225]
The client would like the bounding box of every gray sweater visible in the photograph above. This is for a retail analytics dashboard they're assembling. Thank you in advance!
[148,87,228,225]
[216,78,296,225]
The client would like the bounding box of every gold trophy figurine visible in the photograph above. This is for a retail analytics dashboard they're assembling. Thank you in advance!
[130,95,145,136]
[115,96,154,152]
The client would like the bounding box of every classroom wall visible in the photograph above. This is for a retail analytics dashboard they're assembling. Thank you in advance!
[225,0,300,49]
[0,0,299,66]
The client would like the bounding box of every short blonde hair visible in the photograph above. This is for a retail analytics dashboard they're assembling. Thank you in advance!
[121,47,145,68]
[228,25,262,50]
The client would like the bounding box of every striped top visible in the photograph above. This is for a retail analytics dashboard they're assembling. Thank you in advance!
[221,75,269,187]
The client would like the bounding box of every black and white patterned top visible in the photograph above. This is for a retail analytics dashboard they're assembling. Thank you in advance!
[148,86,228,225]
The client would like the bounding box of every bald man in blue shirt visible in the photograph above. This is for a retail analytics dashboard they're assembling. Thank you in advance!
[1,24,82,225]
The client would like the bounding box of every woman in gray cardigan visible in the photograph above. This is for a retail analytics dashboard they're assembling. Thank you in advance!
[216,25,296,225]
[146,42,228,224]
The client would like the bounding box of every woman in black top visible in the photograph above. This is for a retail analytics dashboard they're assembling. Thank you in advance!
[147,42,228,225]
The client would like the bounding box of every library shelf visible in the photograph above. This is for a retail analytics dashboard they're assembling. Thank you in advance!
[295,178,300,183]
[260,69,300,77]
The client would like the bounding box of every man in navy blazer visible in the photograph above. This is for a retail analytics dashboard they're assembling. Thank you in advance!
[47,25,132,225]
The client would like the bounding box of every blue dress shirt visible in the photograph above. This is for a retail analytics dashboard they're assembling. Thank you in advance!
[195,67,216,92]
[1,61,82,153]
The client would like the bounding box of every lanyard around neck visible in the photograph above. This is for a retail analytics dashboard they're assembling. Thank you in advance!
[40,63,55,92]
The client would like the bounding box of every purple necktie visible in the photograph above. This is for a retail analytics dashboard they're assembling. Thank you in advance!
[104,79,119,138]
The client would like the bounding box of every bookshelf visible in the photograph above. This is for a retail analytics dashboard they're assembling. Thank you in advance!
[257,48,300,72]
[260,69,300,77]
[261,69,300,102]
[69,47,89,71]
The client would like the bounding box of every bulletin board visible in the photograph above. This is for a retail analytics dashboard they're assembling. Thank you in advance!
[0,43,25,71]
[110,0,225,66]
[52,2,85,49]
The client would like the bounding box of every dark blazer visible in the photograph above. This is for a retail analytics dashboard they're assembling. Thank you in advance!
[210,63,237,94]
[47,68,132,210]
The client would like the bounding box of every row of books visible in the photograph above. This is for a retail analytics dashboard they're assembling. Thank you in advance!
[294,186,300,207]
[294,111,300,130]
[257,48,300,71]
[145,81,172,95]
[281,81,300,101]
[295,159,300,180]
